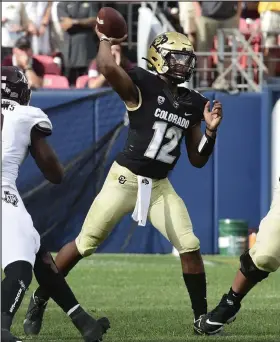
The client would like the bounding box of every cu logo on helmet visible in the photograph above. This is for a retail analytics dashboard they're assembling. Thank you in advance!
[153,34,168,47]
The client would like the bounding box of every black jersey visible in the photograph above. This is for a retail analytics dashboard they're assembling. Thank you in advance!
[116,67,208,179]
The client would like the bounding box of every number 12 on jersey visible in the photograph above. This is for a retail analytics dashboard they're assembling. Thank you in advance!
[144,121,183,164]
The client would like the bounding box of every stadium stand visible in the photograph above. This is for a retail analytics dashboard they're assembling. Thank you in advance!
[34,54,61,75]
[76,75,90,89]
[43,74,69,89]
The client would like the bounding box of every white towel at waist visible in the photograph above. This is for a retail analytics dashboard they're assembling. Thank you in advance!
[132,176,152,226]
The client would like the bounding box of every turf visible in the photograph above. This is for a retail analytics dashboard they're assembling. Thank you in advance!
[12,254,280,342]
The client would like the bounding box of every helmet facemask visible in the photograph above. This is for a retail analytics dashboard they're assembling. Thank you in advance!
[164,51,197,84]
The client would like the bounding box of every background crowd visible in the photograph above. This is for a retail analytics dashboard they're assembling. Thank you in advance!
[2,1,280,90]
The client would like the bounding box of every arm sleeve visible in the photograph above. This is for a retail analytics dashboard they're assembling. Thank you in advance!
[126,67,152,97]
[192,90,209,121]
[31,108,53,136]
[21,107,52,146]
[122,67,147,112]
[127,68,145,89]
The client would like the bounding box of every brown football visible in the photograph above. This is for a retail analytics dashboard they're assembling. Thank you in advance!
[96,7,127,39]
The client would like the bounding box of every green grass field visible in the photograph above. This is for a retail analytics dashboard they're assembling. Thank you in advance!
[12,254,280,342]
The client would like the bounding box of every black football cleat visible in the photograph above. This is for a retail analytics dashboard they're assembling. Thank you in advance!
[196,294,241,335]
[23,292,48,335]
[71,307,110,342]
[1,329,22,342]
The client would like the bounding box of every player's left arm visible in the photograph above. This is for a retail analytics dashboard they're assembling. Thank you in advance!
[185,100,223,168]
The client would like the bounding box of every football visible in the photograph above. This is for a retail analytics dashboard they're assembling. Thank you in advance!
[96,7,128,39]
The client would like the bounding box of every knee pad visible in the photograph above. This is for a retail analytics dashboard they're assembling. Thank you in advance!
[177,233,200,254]
[240,250,269,284]
[4,260,33,291]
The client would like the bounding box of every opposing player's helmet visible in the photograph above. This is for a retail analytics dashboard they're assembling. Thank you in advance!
[146,32,196,83]
[1,66,31,105]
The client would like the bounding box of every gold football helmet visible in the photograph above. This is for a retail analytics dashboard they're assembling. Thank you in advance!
[146,32,196,83]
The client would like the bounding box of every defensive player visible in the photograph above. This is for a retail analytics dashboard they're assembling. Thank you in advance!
[195,180,280,335]
[24,30,223,335]
[1,66,109,342]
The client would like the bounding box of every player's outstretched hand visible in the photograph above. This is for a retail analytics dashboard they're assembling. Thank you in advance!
[95,25,128,45]
[203,100,223,131]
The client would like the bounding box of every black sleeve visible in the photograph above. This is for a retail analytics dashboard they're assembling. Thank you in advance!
[127,67,154,96]
[191,90,209,121]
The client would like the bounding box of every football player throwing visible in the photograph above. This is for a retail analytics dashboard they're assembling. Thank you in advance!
[24,31,223,335]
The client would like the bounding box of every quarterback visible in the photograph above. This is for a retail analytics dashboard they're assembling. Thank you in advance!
[197,180,280,335]
[1,67,109,342]
[24,31,223,335]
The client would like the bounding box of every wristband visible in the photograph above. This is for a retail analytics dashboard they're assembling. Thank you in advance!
[197,131,216,156]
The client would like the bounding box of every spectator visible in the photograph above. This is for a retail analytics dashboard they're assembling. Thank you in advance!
[24,1,53,55]
[178,2,198,48]
[50,1,64,53]
[2,36,45,89]
[196,1,242,86]
[2,2,37,60]
[241,1,260,20]
[158,2,184,34]
[88,44,133,89]
[57,1,99,86]
[258,2,280,77]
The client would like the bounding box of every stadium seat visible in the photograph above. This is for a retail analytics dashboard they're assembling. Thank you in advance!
[76,75,89,88]
[34,55,61,75]
[43,74,69,89]
[239,18,261,43]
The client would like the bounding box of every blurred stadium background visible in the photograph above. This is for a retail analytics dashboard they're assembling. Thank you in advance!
[2,2,280,341]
